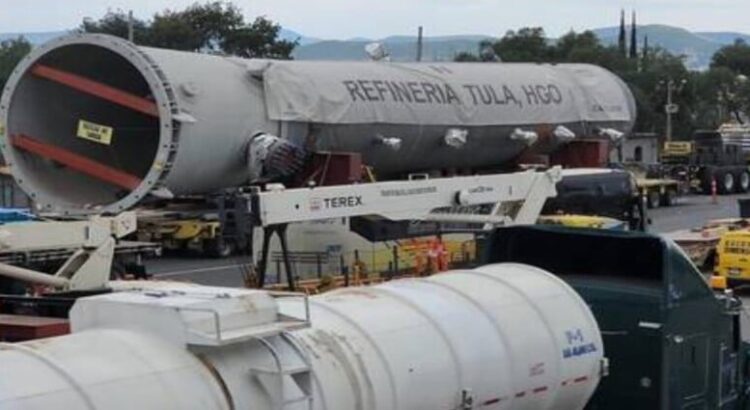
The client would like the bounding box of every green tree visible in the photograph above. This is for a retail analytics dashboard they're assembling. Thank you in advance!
[453,51,479,62]
[692,67,744,126]
[0,37,32,89]
[711,39,750,77]
[620,48,692,136]
[552,30,630,71]
[491,27,552,62]
[618,9,626,56]
[81,1,296,59]
[221,17,297,59]
[148,10,205,50]
[148,2,244,52]
[81,10,150,43]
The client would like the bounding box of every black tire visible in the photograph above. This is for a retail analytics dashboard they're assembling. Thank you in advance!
[646,190,660,209]
[719,170,735,195]
[660,189,676,207]
[736,169,750,193]
[204,238,234,258]
[110,260,127,280]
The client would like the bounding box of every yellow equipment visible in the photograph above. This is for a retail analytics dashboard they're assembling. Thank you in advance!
[662,141,694,157]
[537,214,626,230]
[138,217,230,257]
[715,229,750,282]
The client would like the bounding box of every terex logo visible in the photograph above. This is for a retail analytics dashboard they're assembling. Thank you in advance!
[324,196,363,209]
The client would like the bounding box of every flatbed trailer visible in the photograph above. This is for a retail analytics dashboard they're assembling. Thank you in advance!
[636,177,681,208]
[659,133,750,195]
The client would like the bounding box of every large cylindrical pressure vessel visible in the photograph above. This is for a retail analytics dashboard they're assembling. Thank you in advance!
[279,263,604,410]
[0,34,635,214]
[0,329,230,410]
[0,264,603,409]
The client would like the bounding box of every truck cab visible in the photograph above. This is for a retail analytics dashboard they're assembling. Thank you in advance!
[482,226,750,409]
[542,168,647,231]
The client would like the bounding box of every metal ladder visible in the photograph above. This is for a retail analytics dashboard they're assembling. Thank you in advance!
[251,332,313,410]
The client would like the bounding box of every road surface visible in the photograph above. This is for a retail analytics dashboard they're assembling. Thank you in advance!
[648,192,750,232]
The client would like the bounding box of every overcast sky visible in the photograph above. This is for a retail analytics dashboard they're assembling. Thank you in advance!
[2,0,749,39]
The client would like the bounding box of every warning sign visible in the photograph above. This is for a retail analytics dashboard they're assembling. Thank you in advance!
[77,120,113,145]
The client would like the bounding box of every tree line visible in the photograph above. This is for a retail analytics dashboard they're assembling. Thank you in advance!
[456,27,750,137]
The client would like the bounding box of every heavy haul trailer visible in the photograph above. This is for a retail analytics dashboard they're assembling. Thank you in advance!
[659,130,750,195]
[0,226,749,410]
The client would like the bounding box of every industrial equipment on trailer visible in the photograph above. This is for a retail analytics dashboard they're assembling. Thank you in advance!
[0,226,747,409]
[0,34,635,215]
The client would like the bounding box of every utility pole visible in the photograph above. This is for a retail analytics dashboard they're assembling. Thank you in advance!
[416,26,424,62]
[662,78,686,141]
[127,10,134,43]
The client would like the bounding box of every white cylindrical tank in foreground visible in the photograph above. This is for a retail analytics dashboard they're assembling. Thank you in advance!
[0,329,230,410]
[280,263,604,410]
[0,264,603,410]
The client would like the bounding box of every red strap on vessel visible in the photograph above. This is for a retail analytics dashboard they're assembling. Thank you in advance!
[30,64,159,117]
[11,134,141,191]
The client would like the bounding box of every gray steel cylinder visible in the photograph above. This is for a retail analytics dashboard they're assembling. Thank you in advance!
[0,34,636,214]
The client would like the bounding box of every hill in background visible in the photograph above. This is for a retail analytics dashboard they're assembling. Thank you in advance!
[4,24,749,70]
[592,25,750,69]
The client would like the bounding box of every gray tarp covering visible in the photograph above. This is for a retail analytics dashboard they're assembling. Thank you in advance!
[262,61,635,126]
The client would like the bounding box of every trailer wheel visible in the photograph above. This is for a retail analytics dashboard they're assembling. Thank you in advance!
[660,189,676,207]
[204,238,234,258]
[720,170,735,195]
[737,170,750,193]
[646,190,660,209]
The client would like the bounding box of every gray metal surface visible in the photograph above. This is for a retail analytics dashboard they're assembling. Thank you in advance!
[1,34,636,214]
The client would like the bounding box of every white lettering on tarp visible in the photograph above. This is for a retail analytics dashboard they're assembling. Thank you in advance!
[343,80,566,108]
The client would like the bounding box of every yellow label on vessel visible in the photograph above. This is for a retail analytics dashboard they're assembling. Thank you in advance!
[0,121,5,137]
[77,120,113,145]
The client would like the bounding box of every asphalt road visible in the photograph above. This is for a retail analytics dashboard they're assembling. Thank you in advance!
[648,192,750,233]
[146,193,750,286]
[147,254,257,288]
